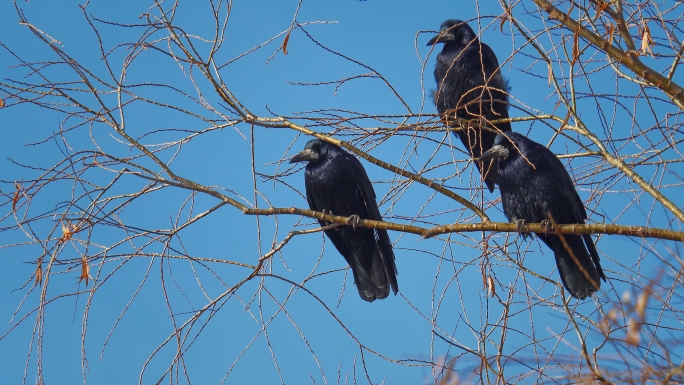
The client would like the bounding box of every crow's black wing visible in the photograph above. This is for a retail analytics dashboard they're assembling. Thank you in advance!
[541,146,589,223]
[348,156,399,292]
[435,41,510,192]
[528,140,607,286]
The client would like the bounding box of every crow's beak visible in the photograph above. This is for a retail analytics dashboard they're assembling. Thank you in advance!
[290,149,319,163]
[476,145,508,163]
[426,32,454,46]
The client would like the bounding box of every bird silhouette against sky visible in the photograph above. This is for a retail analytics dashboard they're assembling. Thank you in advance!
[290,139,398,302]
[478,132,606,299]
[428,19,512,192]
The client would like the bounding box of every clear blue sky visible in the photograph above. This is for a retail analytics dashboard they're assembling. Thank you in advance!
[1,0,681,384]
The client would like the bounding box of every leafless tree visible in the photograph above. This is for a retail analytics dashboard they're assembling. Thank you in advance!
[1,0,683,384]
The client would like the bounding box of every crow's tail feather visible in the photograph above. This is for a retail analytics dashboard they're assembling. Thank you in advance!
[538,234,604,299]
[351,229,398,302]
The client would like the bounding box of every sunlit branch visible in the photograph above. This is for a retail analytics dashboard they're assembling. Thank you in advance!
[531,0,684,110]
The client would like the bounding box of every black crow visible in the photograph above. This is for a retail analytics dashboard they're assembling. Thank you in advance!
[477,132,606,299]
[427,19,511,192]
[290,139,398,302]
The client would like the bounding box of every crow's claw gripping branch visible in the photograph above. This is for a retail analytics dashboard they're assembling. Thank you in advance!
[514,218,526,233]
[347,214,361,230]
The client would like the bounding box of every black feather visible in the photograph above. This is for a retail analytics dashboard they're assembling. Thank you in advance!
[290,139,398,302]
[478,132,606,299]
[428,19,512,192]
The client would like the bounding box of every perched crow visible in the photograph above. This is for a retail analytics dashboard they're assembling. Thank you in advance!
[428,19,511,192]
[290,139,398,302]
[477,132,606,299]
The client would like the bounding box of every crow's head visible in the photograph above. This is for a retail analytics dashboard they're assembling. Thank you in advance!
[476,133,515,162]
[290,139,330,164]
[426,19,476,46]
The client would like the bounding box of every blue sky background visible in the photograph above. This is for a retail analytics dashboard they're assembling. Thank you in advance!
[1,0,682,384]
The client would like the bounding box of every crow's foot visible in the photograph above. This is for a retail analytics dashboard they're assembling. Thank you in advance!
[347,214,361,230]
[321,209,332,226]
[514,218,526,233]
